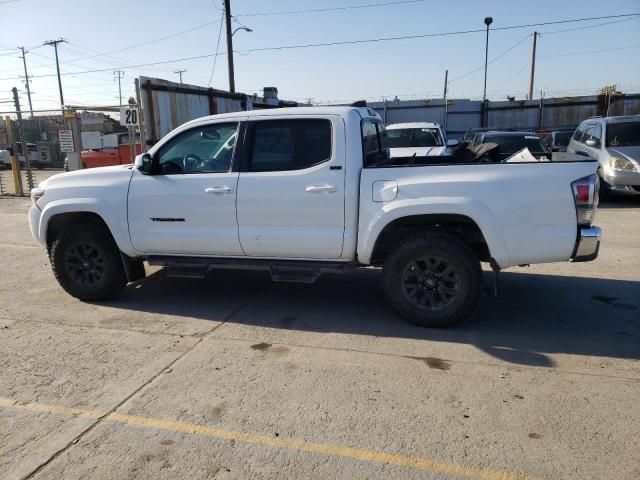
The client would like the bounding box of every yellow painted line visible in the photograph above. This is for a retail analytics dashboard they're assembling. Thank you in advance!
[0,396,540,480]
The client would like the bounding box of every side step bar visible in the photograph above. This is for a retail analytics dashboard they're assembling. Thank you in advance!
[147,256,352,284]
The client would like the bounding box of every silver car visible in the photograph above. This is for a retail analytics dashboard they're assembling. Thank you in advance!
[567,115,640,197]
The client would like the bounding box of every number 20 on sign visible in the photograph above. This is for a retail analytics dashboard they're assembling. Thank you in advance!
[120,107,139,127]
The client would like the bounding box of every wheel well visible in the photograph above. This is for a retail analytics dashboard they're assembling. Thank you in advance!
[370,214,490,265]
[46,212,110,251]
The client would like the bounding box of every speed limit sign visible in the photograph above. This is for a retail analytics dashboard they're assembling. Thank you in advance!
[120,106,139,127]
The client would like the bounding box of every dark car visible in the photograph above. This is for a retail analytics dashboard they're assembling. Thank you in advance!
[539,130,575,152]
[463,127,534,146]
[474,131,552,162]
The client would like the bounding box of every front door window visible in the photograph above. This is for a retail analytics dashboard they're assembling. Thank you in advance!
[156,123,239,174]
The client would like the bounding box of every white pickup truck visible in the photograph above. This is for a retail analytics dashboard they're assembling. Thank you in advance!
[29,107,601,327]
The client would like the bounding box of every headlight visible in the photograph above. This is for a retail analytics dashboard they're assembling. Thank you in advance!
[30,187,45,203]
[609,157,637,172]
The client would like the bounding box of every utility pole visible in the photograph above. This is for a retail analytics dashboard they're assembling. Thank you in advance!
[224,0,235,93]
[19,47,33,116]
[527,32,538,101]
[12,87,22,123]
[12,86,33,191]
[43,38,66,112]
[173,69,186,84]
[443,69,448,132]
[114,70,124,106]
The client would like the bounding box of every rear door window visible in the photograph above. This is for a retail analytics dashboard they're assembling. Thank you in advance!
[248,119,332,172]
[362,118,388,166]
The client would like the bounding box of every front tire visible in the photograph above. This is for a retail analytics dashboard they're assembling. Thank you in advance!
[50,224,127,300]
[382,232,482,327]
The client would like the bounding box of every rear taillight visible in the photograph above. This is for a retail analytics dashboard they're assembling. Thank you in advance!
[571,174,599,226]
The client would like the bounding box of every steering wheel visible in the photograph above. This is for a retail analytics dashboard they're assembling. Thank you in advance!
[183,153,205,172]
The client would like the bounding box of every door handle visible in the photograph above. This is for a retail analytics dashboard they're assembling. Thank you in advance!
[305,184,336,194]
[205,186,233,194]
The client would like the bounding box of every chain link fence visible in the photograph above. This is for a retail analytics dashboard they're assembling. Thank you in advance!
[1,107,134,196]
[1,110,69,195]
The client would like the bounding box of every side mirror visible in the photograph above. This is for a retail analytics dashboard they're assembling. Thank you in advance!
[136,153,153,174]
[446,139,460,147]
[585,139,600,148]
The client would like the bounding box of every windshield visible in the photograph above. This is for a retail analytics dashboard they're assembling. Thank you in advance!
[387,128,443,148]
[483,135,550,158]
[606,121,640,147]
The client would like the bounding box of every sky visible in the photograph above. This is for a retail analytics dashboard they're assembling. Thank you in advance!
[1,0,639,111]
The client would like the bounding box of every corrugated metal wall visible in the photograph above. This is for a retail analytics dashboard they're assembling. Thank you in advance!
[369,94,640,137]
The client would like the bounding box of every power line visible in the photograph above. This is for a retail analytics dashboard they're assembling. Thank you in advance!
[539,44,640,58]
[540,15,639,35]
[208,10,225,87]
[2,13,639,82]
[62,20,221,62]
[235,0,425,17]
[491,62,531,94]
[448,33,531,83]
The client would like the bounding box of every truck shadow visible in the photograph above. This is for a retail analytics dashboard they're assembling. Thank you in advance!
[599,196,640,209]
[110,267,639,368]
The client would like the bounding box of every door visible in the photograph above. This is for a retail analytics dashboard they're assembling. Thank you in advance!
[236,116,346,258]
[128,121,244,256]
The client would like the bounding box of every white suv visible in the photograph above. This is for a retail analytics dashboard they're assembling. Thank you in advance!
[386,122,450,158]
[567,115,640,196]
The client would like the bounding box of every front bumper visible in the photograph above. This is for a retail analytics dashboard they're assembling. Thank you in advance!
[603,169,640,194]
[28,203,45,246]
[571,226,601,262]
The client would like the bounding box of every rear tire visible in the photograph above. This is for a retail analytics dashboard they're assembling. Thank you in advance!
[50,223,127,301]
[382,232,482,327]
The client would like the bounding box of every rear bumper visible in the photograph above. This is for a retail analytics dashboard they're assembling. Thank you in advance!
[571,226,601,262]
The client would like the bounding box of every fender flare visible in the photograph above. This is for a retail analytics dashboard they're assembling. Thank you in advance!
[39,198,138,257]
[357,197,512,268]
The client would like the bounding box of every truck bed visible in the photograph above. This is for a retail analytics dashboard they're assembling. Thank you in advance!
[357,159,598,268]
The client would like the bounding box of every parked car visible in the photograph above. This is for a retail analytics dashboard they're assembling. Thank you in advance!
[473,131,552,162]
[462,127,492,144]
[539,129,575,152]
[29,106,600,327]
[16,142,49,169]
[386,122,451,158]
[0,149,10,169]
[462,127,532,145]
[567,115,640,197]
[80,132,142,169]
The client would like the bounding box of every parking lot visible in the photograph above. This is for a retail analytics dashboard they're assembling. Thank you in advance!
[0,195,638,480]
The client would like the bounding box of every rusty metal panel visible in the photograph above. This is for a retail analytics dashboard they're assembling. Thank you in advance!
[138,76,250,147]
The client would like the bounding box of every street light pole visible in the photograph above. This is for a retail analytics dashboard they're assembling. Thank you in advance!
[482,16,493,127]
[482,16,493,103]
